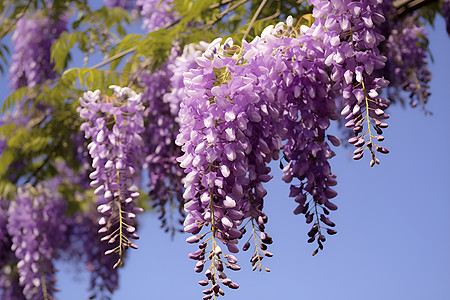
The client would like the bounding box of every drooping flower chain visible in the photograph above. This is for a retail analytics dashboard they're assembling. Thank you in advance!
[6,182,67,300]
[177,36,286,297]
[309,0,391,166]
[79,86,145,268]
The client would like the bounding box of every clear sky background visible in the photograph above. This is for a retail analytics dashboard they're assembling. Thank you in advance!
[1,10,449,300]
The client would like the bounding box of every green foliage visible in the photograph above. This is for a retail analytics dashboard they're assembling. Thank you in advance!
[51,32,89,72]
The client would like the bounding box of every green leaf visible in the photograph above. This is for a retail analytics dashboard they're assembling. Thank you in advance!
[0,148,14,176]
[51,32,89,72]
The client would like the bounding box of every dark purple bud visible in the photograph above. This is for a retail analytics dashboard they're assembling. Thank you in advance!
[373,125,383,134]
[260,244,267,250]
[353,152,363,160]
[202,288,213,295]
[218,271,227,279]
[229,282,239,289]
[198,280,209,286]
[263,250,273,257]
[261,233,273,244]
[318,241,324,250]
[324,187,338,199]
[353,126,362,134]
[205,269,212,280]
[305,213,314,224]
[376,135,384,141]
[353,147,364,155]
[307,225,318,237]
[307,236,316,243]
[354,138,365,147]
[376,146,389,154]
[217,261,224,272]
[186,235,200,244]
[294,204,305,215]
[324,200,338,211]
[219,288,225,296]
[202,295,213,300]
[327,135,341,147]
[260,232,267,241]
[188,249,204,260]
[326,228,337,235]
[243,242,250,251]
[213,284,220,294]
[221,278,232,285]
[228,263,241,271]
[348,136,359,144]
[195,261,205,273]
[319,235,326,242]
[320,214,335,227]
[226,254,238,264]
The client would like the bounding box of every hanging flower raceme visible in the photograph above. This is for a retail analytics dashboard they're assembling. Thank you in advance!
[257,19,341,255]
[79,86,145,268]
[308,0,390,166]
[6,182,68,300]
[177,31,286,297]
[137,46,186,235]
[9,12,66,90]
[378,1,431,108]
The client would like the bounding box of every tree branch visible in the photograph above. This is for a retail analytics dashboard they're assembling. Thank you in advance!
[242,0,268,41]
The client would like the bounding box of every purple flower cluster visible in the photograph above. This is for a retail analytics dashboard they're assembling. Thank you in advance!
[378,1,431,107]
[9,13,66,90]
[0,199,24,300]
[163,42,210,117]
[138,47,186,235]
[6,182,67,300]
[308,0,390,166]
[79,86,145,268]
[177,36,286,296]
[254,21,341,255]
[137,0,177,32]
[68,210,120,299]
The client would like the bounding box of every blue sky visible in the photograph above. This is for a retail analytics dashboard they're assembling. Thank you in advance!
[2,10,450,300]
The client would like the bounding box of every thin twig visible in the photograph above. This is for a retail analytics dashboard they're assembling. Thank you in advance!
[0,0,32,40]
[83,0,122,44]
[395,0,437,18]
[204,0,250,31]
[89,46,137,69]
[242,0,268,41]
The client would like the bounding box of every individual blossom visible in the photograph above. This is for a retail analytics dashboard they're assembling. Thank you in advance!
[79,86,145,268]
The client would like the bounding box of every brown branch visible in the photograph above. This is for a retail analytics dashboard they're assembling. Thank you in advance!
[0,0,32,40]
[89,46,137,69]
[204,0,250,31]
[242,0,268,41]
[394,0,438,18]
